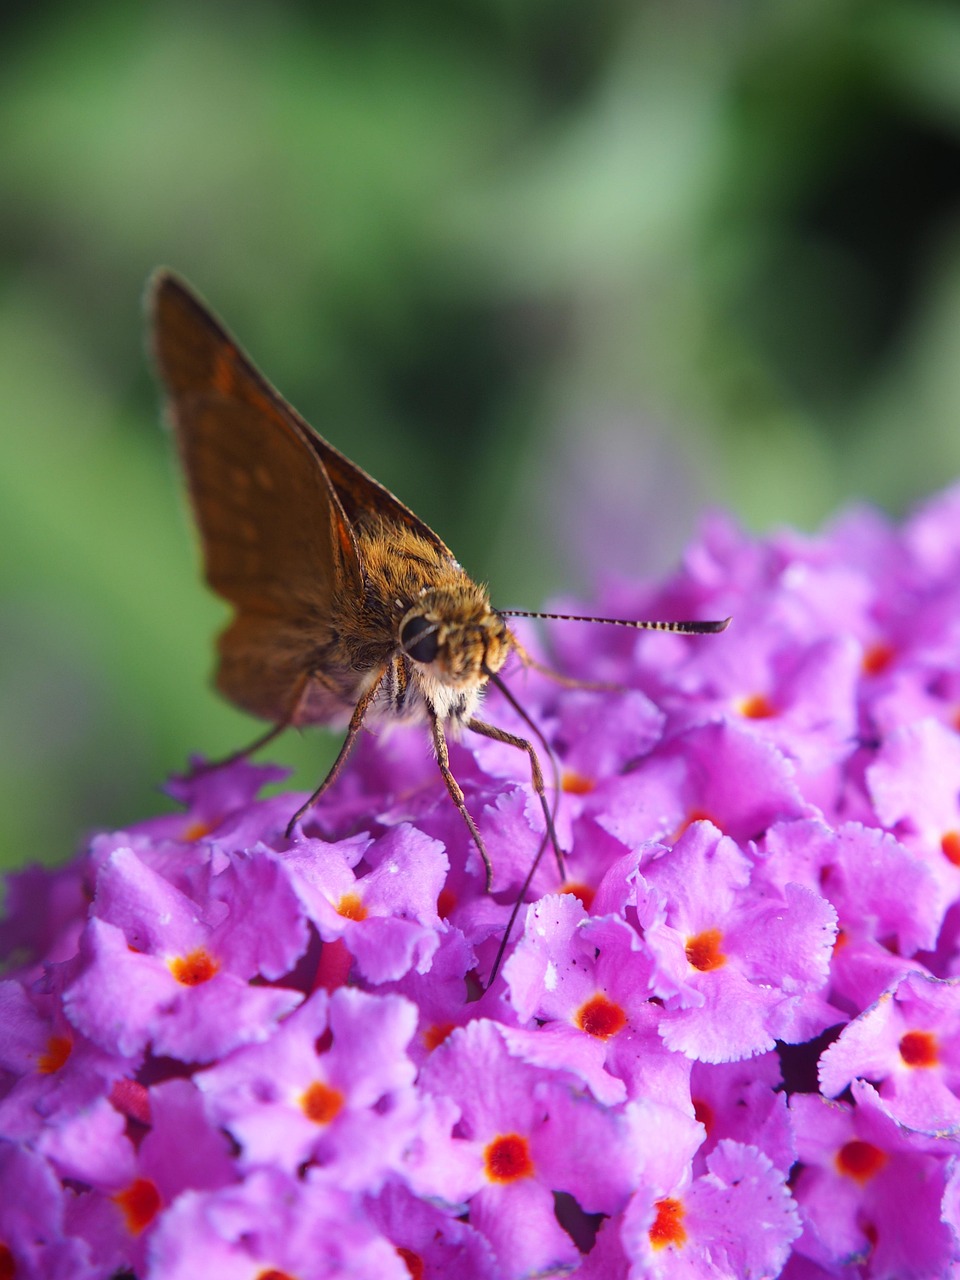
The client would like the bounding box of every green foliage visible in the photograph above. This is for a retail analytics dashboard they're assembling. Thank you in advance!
[3,0,960,864]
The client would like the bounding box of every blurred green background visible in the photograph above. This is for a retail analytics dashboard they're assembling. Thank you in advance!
[4,0,960,867]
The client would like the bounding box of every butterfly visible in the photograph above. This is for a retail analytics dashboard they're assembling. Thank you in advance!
[150,271,729,890]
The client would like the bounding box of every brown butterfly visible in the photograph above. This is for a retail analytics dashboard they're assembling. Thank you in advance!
[150,271,729,890]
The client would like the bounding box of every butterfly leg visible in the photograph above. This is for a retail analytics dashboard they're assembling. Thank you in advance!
[466,717,566,881]
[188,673,316,775]
[190,721,288,774]
[428,709,493,892]
[285,668,387,839]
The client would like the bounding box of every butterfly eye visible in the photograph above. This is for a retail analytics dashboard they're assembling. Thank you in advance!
[400,615,440,664]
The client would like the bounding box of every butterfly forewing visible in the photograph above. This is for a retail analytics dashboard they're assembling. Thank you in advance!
[152,273,360,615]
[303,434,455,564]
[153,272,372,724]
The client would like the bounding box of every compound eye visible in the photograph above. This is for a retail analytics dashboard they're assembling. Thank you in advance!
[400,615,439,664]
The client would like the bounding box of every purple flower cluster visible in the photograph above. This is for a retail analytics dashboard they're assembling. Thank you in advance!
[5,487,960,1278]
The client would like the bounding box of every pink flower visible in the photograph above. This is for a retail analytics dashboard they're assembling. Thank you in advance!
[5,484,960,1276]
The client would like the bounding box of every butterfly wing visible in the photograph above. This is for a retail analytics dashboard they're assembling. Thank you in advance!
[151,271,362,720]
[151,271,361,611]
[303,434,456,562]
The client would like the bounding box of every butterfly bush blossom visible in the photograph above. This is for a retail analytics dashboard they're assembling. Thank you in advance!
[5,487,960,1279]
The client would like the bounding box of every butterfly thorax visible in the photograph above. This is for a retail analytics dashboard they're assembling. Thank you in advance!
[206,508,512,729]
[342,525,512,727]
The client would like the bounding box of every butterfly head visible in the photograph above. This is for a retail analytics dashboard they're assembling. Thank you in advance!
[398,587,512,690]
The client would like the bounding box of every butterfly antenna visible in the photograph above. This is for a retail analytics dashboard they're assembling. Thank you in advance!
[500,610,731,634]
[484,611,730,985]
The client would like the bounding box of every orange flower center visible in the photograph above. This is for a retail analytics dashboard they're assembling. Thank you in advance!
[738,693,776,719]
[484,1133,534,1183]
[37,1034,72,1074]
[673,809,720,840]
[113,1177,162,1235]
[397,1247,424,1279]
[693,1098,714,1133]
[836,1140,887,1183]
[423,1022,456,1052]
[436,887,457,918]
[169,948,219,985]
[685,928,726,971]
[862,643,894,676]
[337,893,367,921]
[561,882,595,910]
[649,1197,686,1249]
[182,818,214,841]
[899,1030,938,1067]
[575,994,627,1039]
[301,1080,344,1125]
[562,771,595,795]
